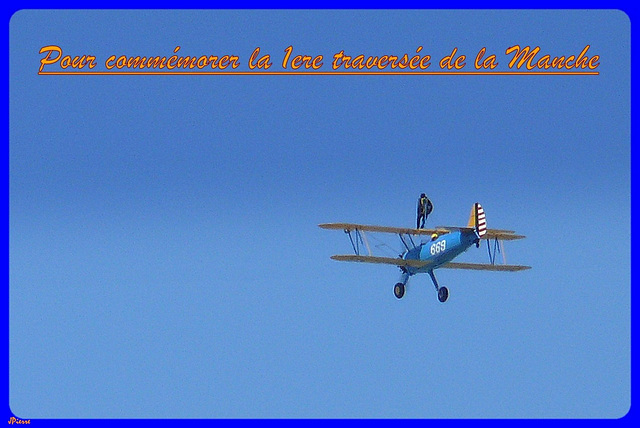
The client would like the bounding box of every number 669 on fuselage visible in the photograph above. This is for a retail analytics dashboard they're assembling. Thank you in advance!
[319,203,530,303]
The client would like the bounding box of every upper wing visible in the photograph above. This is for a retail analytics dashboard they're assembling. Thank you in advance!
[483,229,526,240]
[330,254,431,269]
[319,222,449,236]
[440,262,531,271]
[436,226,525,240]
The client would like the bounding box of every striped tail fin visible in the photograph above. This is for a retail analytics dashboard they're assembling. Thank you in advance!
[467,203,487,238]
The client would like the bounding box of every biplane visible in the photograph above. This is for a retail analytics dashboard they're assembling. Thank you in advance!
[319,203,530,302]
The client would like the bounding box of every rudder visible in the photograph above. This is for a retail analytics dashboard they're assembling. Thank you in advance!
[467,203,487,237]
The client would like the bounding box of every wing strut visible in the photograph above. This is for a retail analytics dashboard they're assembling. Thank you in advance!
[345,228,372,256]
[398,233,416,251]
[487,237,507,265]
[361,230,372,256]
[347,230,359,255]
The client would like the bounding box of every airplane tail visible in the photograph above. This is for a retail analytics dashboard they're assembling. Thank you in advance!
[467,203,487,238]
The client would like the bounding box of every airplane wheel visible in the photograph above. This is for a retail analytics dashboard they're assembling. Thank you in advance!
[438,286,449,303]
[394,283,405,299]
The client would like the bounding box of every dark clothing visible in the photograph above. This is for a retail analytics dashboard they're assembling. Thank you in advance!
[417,196,433,229]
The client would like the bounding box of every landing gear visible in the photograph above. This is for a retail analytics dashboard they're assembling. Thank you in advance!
[394,282,405,299]
[394,271,410,299]
[429,270,449,303]
[438,286,449,303]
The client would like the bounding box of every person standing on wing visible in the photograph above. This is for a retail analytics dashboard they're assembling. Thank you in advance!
[417,193,433,229]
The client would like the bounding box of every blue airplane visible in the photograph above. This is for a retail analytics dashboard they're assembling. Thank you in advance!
[319,203,530,302]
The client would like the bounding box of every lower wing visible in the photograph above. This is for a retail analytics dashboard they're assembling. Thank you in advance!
[440,262,531,271]
[330,255,432,269]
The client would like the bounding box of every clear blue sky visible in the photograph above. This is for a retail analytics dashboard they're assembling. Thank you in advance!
[9,10,630,418]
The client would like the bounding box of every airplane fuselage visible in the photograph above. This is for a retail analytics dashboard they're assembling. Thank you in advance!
[403,230,479,274]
